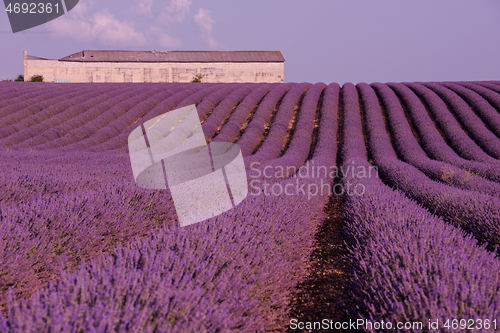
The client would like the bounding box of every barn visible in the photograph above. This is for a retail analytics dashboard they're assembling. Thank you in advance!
[23,50,285,83]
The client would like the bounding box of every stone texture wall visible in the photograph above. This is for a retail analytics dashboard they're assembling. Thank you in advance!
[24,53,284,83]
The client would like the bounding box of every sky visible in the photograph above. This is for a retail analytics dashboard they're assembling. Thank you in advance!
[1,0,500,84]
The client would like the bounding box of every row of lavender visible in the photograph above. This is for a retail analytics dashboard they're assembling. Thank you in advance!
[1,81,499,161]
[214,79,500,327]
[0,82,333,331]
[0,150,333,332]
[363,83,500,249]
[339,82,500,329]
[1,80,500,243]
[227,79,500,328]
[1,81,500,331]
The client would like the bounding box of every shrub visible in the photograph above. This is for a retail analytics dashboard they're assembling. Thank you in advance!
[14,75,24,82]
[192,73,204,83]
[29,74,44,82]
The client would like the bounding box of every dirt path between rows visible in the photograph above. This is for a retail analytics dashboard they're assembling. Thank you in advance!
[286,194,356,333]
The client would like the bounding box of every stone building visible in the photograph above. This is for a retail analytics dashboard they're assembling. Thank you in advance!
[23,50,285,83]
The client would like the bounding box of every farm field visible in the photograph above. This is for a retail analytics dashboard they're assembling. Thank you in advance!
[0,81,499,332]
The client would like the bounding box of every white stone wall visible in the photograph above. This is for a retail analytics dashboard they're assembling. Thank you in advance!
[24,57,284,83]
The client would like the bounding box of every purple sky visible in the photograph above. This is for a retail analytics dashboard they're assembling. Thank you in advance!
[1,0,499,84]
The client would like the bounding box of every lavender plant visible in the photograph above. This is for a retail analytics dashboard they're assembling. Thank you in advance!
[59,85,196,152]
[441,82,500,138]
[212,84,276,143]
[201,84,260,141]
[252,83,325,181]
[0,86,120,147]
[93,84,225,153]
[1,81,499,333]
[340,83,500,331]
[0,87,82,130]
[423,82,500,160]
[0,84,54,109]
[370,82,500,196]
[458,82,500,118]
[14,86,158,150]
[388,82,500,182]
[0,150,329,332]
[405,82,500,165]
[475,81,500,94]
[237,83,293,157]
[245,82,310,166]
[358,82,500,250]
[194,84,241,122]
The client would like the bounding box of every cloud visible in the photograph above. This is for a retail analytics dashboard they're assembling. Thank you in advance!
[46,1,183,49]
[150,26,182,48]
[47,2,146,45]
[68,0,92,16]
[193,8,221,49]
[159,0,192,23]
[135,0,154,15]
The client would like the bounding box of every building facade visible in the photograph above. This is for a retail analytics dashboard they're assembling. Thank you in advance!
[23,50,285,83]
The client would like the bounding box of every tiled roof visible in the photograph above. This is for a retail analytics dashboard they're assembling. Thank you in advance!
[58,50,285,62]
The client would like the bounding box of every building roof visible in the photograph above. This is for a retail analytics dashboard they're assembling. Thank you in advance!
[27,55,50,60]
[58,50,285,63]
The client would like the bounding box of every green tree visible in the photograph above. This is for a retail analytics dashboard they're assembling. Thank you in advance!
[192,73,204,83]
[29,74,44,82]
[14,75,24,82]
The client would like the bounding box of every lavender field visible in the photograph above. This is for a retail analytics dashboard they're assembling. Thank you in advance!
[0,81,499,332]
